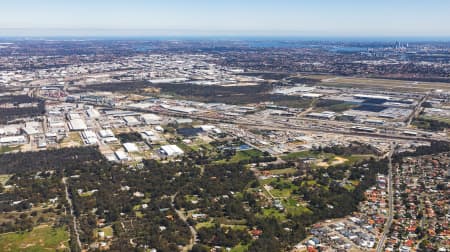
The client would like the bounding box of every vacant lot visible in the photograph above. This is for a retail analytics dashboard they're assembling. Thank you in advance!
[0,225,69,252]
[307,75,450,92]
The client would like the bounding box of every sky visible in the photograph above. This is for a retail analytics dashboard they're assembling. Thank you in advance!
[1,0,450,38]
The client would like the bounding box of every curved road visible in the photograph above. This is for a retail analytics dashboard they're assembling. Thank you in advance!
[170,193,197,252]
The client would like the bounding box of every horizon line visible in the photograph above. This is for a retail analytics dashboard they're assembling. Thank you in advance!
[1,35,450,42]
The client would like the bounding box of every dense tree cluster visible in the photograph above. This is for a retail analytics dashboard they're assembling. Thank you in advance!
[412,117,450,131]
[2,140,448,251]
[80,81,150,93]
[393,141,450,162]
[321,142,381,156]
[117,132,143,142]
[0,146,104,174]
[0,95,45,123]
[315,99,357,112]
[197,225,251,248]
[293,158,388,221]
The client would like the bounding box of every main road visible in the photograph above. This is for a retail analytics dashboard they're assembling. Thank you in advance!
[406,93,429,126]
[376,143,396,252]
[33,87,446,143]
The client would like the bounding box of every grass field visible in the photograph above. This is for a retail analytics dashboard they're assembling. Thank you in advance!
[267,168,298,175]
[195,221,215,230]
[280,150,325,160]
[216,149,265,164]
[0,145,21,154]
[97,226,113,237]
[421,115,450,125]
[231,149,264,162]
[221,224,247,231]
[259,208,286,221]
[343,180,360,191]
[0,225,69,252]
[283,198,313,216]
[231,243,251,252]
[60,132,83,147]
[306,75,450,92]
[281,151,371,167]
[0,174,12,186]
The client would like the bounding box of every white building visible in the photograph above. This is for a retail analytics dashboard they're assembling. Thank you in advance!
[68,119,88,131]
[159,145,184,157]
[115,150,129,161]
[124,116,140,126]
[141,113,161,125]
[86,108,101,118]
[81,130,98,145]
[123,142,139,152]
[99,129,115,138]
[0,135,27,145]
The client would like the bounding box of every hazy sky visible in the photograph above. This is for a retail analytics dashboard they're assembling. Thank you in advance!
[1,0,450,37]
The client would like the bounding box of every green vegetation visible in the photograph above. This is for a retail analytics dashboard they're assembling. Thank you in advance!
[0,95,46,124]
[230,149,264,162]
[2,134,426,251]
[413,116,450,131]
[195,221,215,230]
[267,168,297,175]
[315,99,358,112]
[98,226,113,237]
[231,243,251,252]
[0,146,20,154]
[259,208,286,221]
[283,199,313,216]
[0,225,69,252]
[0,174,12,186]
[214,148,268,164]
[272,97,315,109]
[280,150,324,160]
[117,132,143,143]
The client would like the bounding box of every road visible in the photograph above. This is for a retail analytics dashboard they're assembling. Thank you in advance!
[376,143,396,252]
[170,193,197,252]
[406,93,429,126]
[34,88,446,144]
[63,177,82,251]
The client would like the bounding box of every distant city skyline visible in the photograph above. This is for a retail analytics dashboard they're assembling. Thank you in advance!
[1,0,450,37]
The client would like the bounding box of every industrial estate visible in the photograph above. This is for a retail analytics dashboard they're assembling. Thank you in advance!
[0,39,449,252]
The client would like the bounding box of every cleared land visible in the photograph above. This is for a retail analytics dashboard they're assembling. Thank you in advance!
[0,225,69,252]
[305,75,450,92]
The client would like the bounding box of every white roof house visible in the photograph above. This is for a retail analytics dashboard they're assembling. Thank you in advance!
[160,145,184,157]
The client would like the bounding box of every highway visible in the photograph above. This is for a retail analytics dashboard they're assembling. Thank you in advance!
[119,105,446,143]
[376,143,396,252]
[406,93,429,126]
[34,87,447,144]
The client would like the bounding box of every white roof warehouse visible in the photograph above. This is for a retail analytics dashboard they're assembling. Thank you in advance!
[159,145,184,157]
